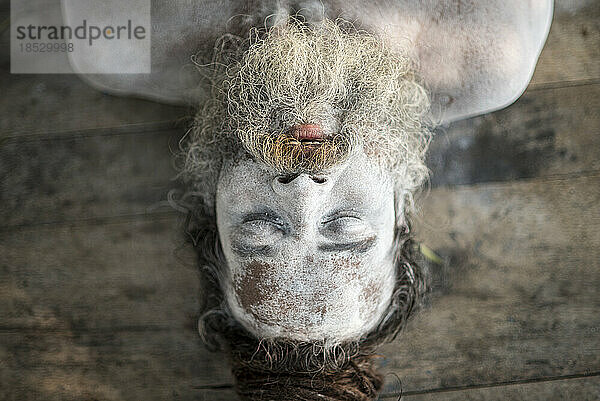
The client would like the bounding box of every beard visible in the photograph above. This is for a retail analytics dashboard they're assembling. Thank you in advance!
[180,18,431,209]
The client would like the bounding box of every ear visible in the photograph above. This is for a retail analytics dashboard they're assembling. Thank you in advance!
[62,0,552,123]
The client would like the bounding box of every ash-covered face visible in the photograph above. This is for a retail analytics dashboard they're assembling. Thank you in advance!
[216,150,396,342]
[181,19,431,348]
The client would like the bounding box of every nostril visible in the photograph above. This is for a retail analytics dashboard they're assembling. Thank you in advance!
[274,173,327,186]
[277,173,300,184]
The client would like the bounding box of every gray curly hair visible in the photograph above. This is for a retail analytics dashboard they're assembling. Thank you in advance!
[176,17,432,401]
[179,18,431,214]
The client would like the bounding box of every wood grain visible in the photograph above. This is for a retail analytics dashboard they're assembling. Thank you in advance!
[379,172,600,394]
[0,217,197,331]
[530,2,600,87]
[126,374,600,401]
[428,83,600,187]
[1,330,233,400]
[0,128,182,229]
[1,174,598,399]
[0,217,234,398]
[384,375,600,400]
[2,83,598,230]
[0,71,189,140]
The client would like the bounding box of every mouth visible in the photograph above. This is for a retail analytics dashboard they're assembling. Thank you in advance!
[255,124,346,172]
[288,124,326,143]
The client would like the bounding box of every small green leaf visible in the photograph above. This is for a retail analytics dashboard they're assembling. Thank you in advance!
[420,243,443,264]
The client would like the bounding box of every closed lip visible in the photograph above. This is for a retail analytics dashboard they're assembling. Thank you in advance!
[288,124,326,141]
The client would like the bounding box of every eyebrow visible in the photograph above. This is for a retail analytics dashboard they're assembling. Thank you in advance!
[230,242,276,258]
[317,236,377,253]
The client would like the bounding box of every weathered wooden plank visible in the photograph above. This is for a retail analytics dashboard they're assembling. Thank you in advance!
[192,376,600,401]
[0,70,189,139]
[0,329,233,400]
[1,174,598,398]
[378,172,600,393]
[0,29,189,139]
[427,83,600,187]
[530,1,600,87]
[386,375,600,400]
[0,217,234,399]
[0,13,189,138]
[3,83,597,229]
[0,217,197,331]
[0,128,182,229]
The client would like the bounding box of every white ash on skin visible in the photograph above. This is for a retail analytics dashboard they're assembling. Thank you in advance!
[216,151,397,342]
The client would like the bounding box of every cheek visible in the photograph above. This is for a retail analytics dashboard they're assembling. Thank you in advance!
[216,159,277,213]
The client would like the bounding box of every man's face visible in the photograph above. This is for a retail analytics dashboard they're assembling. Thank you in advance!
[216,149,397,342]
[183,19,431,346]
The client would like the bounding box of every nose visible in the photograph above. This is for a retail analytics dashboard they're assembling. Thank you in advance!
[271,173,328,196]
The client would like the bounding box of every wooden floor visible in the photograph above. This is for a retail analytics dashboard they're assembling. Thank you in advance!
[1,2,599,400]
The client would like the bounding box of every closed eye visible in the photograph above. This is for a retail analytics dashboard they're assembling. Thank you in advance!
[242,219,283,232]
[321,210,362,225]
[230,224,279,257]
[321,213,369,238]
[239,211,288,234]
[241,211,285,227]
